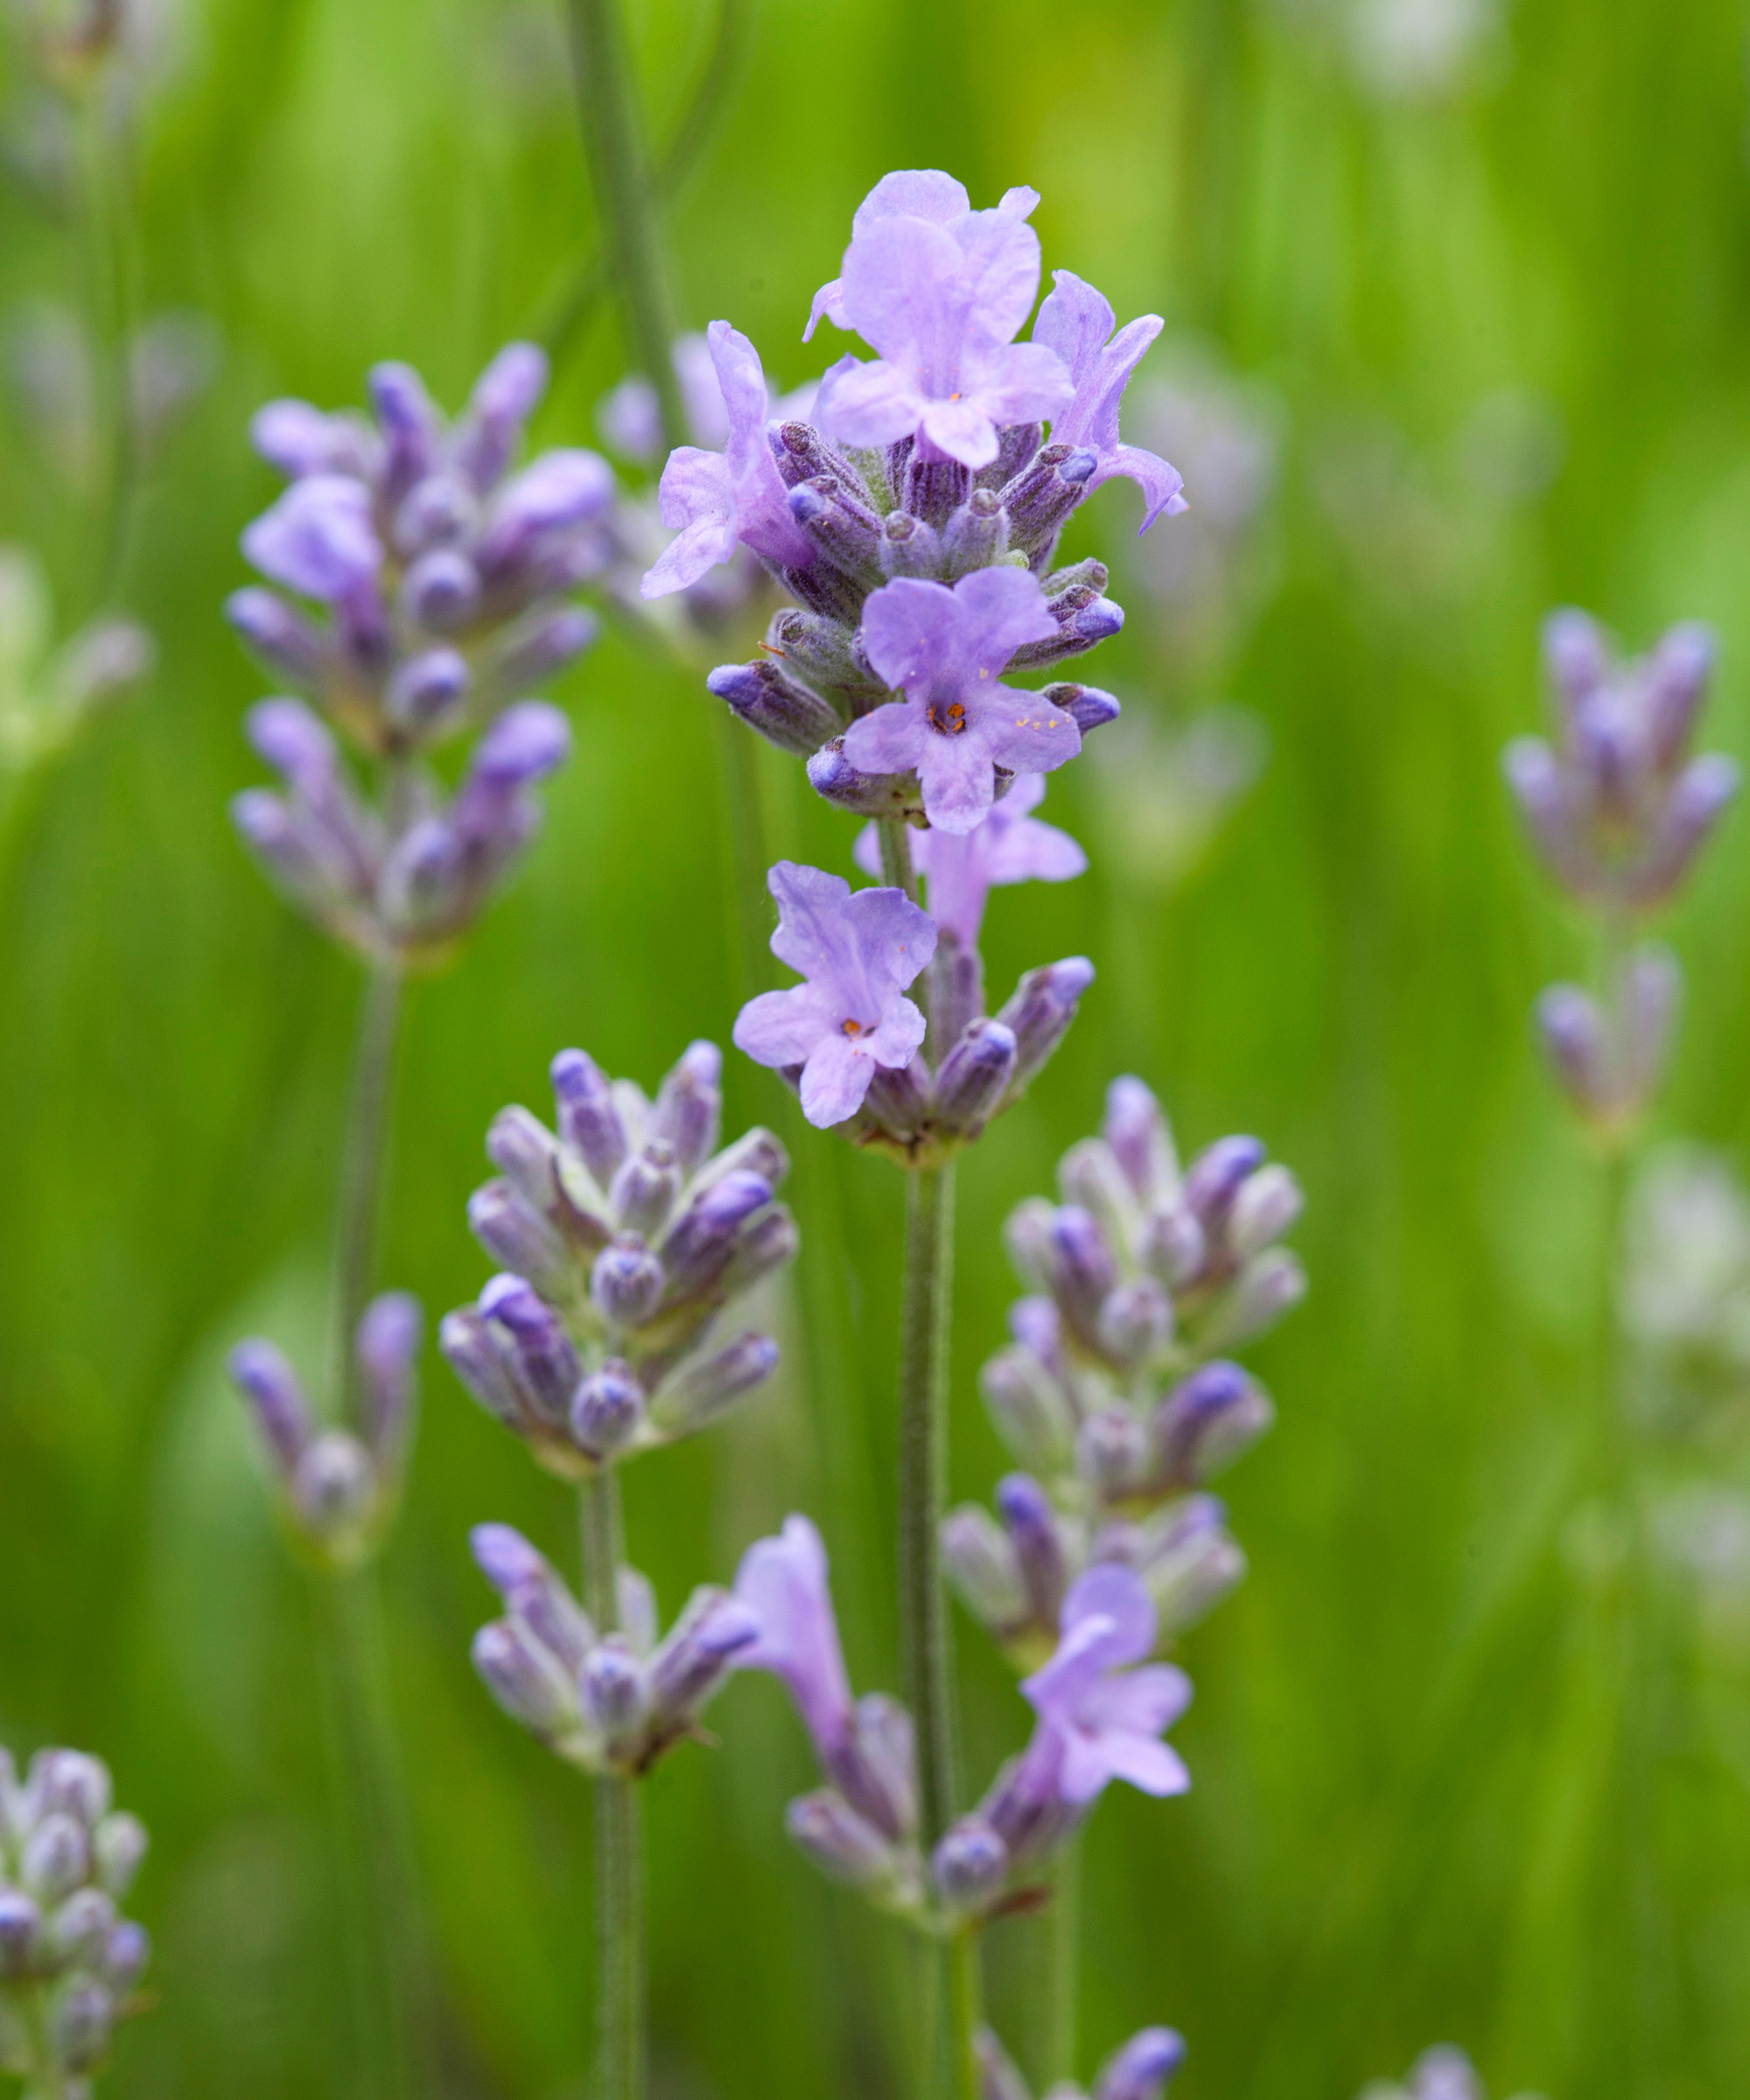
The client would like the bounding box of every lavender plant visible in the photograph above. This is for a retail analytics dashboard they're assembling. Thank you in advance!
[0,1750,149,2100]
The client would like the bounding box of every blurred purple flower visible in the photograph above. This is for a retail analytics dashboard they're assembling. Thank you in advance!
[242,474,381,600]
[732,1513,854,1755]
[855,774,1085,944]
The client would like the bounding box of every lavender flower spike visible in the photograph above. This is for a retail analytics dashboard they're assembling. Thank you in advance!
[733,863,936,1127]
[640,321,815,598]
[807,171,1074,470]
[855,774,1086,945]
[1033,272,1187,533]
[844,570,1081,833]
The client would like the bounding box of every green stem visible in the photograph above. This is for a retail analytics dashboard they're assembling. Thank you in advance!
[564,0,687,448]
[897,1163,958,1849]
[877,814,920,902]
[73,87,138,612]
[949,1929,985,2100]
[1031,1833,1082,2088]
[313,1566,427,2100]
[579,1472,647,2100]
[333,951,404,1413]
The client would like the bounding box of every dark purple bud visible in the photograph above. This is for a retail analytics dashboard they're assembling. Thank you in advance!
[52,1979,115,2072]
[92,1813,146,1899]
[226,586,326,683]
[1628,752,1740,907]
[609,1144,683,1240]
[1157,1362,1273,1486]
[978,1344,1077,1475]
[0,1889,38,1977]
[932,1816,1009,1914]
[491,606,600,689]
[1182,1136,1269,1236]
[467,1180,570,1294]
[864,1057,931,1139]
[472,1620,578,1734]
[1060,447,1098,485]
[550,1048,628,1186]
[904,447,972,527]
[941,1506,1026,1627]
[774,420,871,495]
[1002,440,1087,548]
[48,1886,116,1967]
[1097,1278,1174,1365]
[355,1291,421,1463]
[1093,2028,1187,2100]
[460,699,570,798]
[591,1236,666,1326]
[580,1639,647,1751]
[250,398,355,478]
[101,1919,150,1992]
[570,1361,646,1459]
[647,1588,760,1729]
[22,1816,89,1904]
[785,1791,895,1891]
[807,738,925,821]
[385,648,470,737]
[708,658,845,760]
[1044,680,1121,736]
[995,957,1096,1098]
[480,1274,582,1424]
[1078,1407,1151,1501]
[1074,597,1124,644]
[648,1332,780,1436]
[660,1169,774,1298]
[368,361,439,498]
[879,509,944,579]
[486,1105,565,1210]
[995,1473,1067,1626]
[441,1306,525,1427]
[788,477,885,582]
[1046,1207,1119,1336]
[933,1019,1018,1136]
[227,1339,312,1474]
[652,1040,723,1176]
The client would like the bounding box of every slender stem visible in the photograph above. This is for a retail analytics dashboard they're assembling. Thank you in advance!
[579,1473,647,2100]
[897,1163,958,1848]
[333,951,404,1411]
[877,814,920,902]
[1031,1833,1082,2088]
[313,1566,427,2100]
[73,88,138,612]
[564,0,687,447]
[948,1929,986,2100]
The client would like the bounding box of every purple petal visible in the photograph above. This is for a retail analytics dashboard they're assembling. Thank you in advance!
[1032,270,1118,386]
[799,1032,878,1127]
[842,698,929,779]
[1096,1734,1191,1797]
[1061,1562,1158,1663]
[970,339,1075,429]
[861,578,963,693]
[732,984,832,1070]
[814,357,928,451]
[981,811,1088,887]
[914,723,1004,834]
[242,475,382,599]
[919,396,1002,469]
[1083,1663,1193,1740]
[732,1514,854,1753]
[951,566,1059,671]
[708,319,816,570]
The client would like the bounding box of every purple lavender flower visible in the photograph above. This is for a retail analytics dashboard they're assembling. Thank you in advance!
[732,862,936,1126]
[840,570,1080,833]
[854,774,1086,944]
[731,1514,854,1754]
[639,321,816,598]
[1032,273,1186,533]
[242,474,382,600]
[804,172,1074,470]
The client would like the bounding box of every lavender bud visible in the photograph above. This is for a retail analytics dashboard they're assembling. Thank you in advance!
[785,1791,895,1891]
[580,1640,648,1753]
[227,1338,311,1474]
[942,1506,1027,1628]
[513,1578,598,1682]
[1044,680,1122,736]
[402,548,482,631]
[457,341,549,489]
[1537,984,1608,1111]
[33,1753,110,1829]
[21,1816,88,1905]
[1003,1199,1057,1291]
[716,1206,801,1300]
[591,1236,666,1326]
[225,587,326,682]
[1628,752,1740,907]
[467,1180,570,1296]
[486,1106,564,1209]
[1183,1136,1268,1235]
[979,1344,1077,1474]
[996,957,1096,1096]
[472,1620,578,1735]
[1093,2027,1187,2100]
[1140,1205,1207,1289]
[651,1040,723,1177]
[932,1816,1009,1914]
[355,1291,421,1463]
[995,1473,1068,1626]
[904,447,972,527]
[699,1125,790,1194]
[1207,1249,1308,1347]
[879,509,944,578]
[830,1693,917,1842]
[481,1275,582,1424]
[1077,1408,1152,1502]
[1046,1207,1119,1338]
[477,450,615,576]
[1096,1278,1174,1366]
[708,659,845,760]
[570,1362,646,1460]
[1107,1495,1247,1635]
[292,1431,376,1536]
[646,1589,760,1729]
[788,477,885,583]
[47,1887,116,1968]
[659,1170,774,1300]
[942,488,1010,575]
[609,1144,683,1241]
[648,1332,780,1436]
[1059,1138,1143,1251]
[1003,439,1088,548]
[251,398,355,477]
[1157,1362,1273,1484]
[1544,606,1609,707]
[100,1920,150,1993]
[1645,621,1714,766]
[807,738,925,821]
[550,1047,628,1187]
[52,1978,115,2072]
[230,790,327,904]
[440,1306,523,1428]
[92,1814,148,1900]
[1228,1164,1303,1257]
[392,473,476,558]
[0,1889,39,1977]
[1104,1078,1174,1201]
[248,694,336,798]
[471,1521,546,1596]
[933,1019,1018,1135]
[864,1059,931,1140]
[384,648,470,738]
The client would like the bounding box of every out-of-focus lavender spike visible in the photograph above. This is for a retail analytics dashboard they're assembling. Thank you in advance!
[384,648,470,738]
[1155,1362,1273,1486]
[291,1431,376,1537]
[785,1791,896,1891]
[1092,2027,1188,2100]
[942,1505,1028,1628]
[1627,752,1740,907]
[454,341,549,492]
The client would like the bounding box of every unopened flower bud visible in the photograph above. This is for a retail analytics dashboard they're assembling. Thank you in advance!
[33,1753,110,1830]
[1043,680,1122,736]
[1140,1204,1206,1288]
[646,1588,759,1729]
[92,1814,148,1900]
[1206,1249,1307,1348]
[942,1506,1027,1628]
[1078,1408,1151,1502]
[384,647,469,737]
[226,587,326,682]
[52,1978,115,2072]
[550,1047,628,1187]
[439,1306,522,1427]
[1047,1207,1119,1338]
[402,548,482,631]
[1093,2026,1187,2100]
[648,1332,780,1437]
[660,1170,775,1301]
[591,1236,666,1326]
[609,1145,683,1240]
[1156,1362,1273,1485]
[806,738,925,822]
[651,1040,724,1177]
[785,1790,895,1891]
[1104,1495,1247,1636]
[1096,1278,1174,1366]
[466,1179,570,1296]
[932,1816,1009,1914]
[978,1343,1076,1475]
[100,1919,150,1993]
[1182,1136,1268,1236]
[580,1639,647,1752]
[480,1275,581,1424]
[1228,1164,1303,1258]
[933,1019,1018,1135]
[472,1620,578,1735]
[1104,1076,1176,1203]
[22,1816,88,1905]
[996,957,1096,1097]
[708,659,844,760]
[0,1890,40,1977]
[570,1362,646,1460]
[716,1206,801,1300]
[47,1887,116,1969]
[292,1431,376,1536]
[995,1473,1068,1626]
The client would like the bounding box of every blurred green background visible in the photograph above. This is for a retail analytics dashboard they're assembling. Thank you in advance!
[4,0,1750,2096]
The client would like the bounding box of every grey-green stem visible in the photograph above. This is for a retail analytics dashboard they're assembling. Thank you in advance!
[1030,1834,1082,2088]
[949,1928,986,2100]
[333,949,404,1417]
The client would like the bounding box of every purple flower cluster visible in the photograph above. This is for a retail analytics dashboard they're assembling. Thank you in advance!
[440,1040,796,1479]
[727,1519,1190,1927]
[227,1292,423,1569]
[229,345,605,962]
[0,1749,150,2095]
[943,1076,1303,1665]
[1504,612,1740,1141]
[468,1525,756,1777]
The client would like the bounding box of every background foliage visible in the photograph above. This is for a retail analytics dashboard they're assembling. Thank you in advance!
[3,0,1750,2096]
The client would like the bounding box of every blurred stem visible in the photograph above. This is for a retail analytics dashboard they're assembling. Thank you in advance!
[714,711,771,1010]
[313,1565,427,2100]
[579,1472,648,2100]
[564,0,687,449]
[73,88,138,611]
[898,1162,958,1846]
[333,950,404,1415]
[949,1929,985,2100]
[1030,1834,1082,2088]
[544,0,756,366]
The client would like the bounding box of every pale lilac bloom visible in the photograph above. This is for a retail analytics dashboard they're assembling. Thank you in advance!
[732,1513,855,1754]
[806,170,1074,471]
[640,321,816,598]
[844,569,1079,834]
[854,774,1086,945]
[242,474,382,599]
[1018,1563,1191,1803]
[732,862,935,1127]
[1033,272,1186,533]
